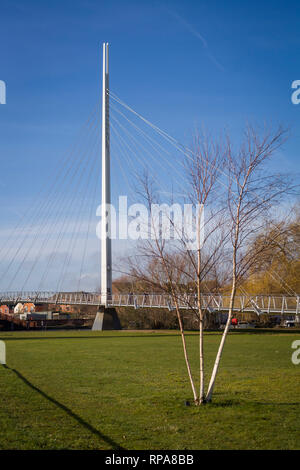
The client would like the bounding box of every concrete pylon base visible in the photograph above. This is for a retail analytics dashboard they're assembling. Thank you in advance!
[92,307,121,331]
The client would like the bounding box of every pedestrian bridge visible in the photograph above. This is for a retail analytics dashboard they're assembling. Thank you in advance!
[0,292,299,315]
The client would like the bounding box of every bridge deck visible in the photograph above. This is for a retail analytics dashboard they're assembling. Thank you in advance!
[0,292,299,315]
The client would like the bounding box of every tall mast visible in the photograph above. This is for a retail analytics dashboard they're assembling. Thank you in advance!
[101,42,112,306]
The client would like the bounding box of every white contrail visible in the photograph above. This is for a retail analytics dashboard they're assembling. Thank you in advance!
[165,7,225,72]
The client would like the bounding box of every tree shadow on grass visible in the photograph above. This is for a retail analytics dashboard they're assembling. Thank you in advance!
[206,399,300,408]
[249,401,300,407]
[206,399,241,408]
[2,364,124,450]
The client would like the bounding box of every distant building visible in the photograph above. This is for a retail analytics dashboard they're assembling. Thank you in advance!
[13,303,35,315]
[0,305,9,315]
[23,303,35,313]
[14,303,24,314]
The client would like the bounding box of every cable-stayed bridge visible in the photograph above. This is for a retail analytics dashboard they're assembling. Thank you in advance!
[0,43,298,325]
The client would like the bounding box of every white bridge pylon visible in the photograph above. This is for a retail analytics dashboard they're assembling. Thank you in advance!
[101,42,112,306]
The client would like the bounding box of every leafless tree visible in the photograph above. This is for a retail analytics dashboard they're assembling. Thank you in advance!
[127,132,227,405]
[124,125,295,405]
[206,125,294,401]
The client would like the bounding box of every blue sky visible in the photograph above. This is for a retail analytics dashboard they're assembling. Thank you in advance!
[0,0,299,290]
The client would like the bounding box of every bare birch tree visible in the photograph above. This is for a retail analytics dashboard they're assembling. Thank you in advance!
[206,125,294,401]
[127,132,227,405]
[123,124,295,405]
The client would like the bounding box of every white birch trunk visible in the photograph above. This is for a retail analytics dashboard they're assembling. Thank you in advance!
[197,206,205,403]
[206,281,236,402]
[174,300,198,403]
[199,316,205,403]
[206,199,240,403]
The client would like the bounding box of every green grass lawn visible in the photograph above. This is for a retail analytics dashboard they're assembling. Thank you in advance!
[0,329,299,450]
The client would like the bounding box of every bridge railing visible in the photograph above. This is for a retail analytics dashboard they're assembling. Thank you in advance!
[107,293,300,314]
[0,292,298,314]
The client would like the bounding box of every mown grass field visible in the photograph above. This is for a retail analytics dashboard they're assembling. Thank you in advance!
[0,329,299,450]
